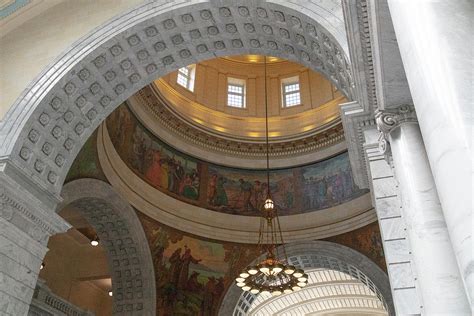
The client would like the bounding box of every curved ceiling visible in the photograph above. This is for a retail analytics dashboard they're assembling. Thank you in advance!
[98,104,375,243]
[245,269,387,316]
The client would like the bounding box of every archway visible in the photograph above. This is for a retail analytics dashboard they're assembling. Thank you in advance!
[219,241,394,315]
[0,1,359,314]
[0,0,353,197]
[58,179,156,315]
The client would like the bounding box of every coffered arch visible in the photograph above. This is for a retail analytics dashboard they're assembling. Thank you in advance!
[59,179,156,315]
[219,241,394,316]
[0,0,353,199]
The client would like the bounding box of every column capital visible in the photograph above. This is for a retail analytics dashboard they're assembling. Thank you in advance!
[374,105,417,162]
[375,104,417,135]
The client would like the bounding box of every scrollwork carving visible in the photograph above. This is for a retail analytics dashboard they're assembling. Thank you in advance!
[375,104,417,162]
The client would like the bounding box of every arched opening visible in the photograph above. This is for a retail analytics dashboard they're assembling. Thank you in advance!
[221,241,394,315]
[38,179,157,315]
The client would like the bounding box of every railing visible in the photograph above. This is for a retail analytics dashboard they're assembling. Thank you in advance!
[28,279,94,316]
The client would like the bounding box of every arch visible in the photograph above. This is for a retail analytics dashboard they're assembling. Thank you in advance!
[59,179,156,315]
[219,241,394,316]
[0,0,353,198]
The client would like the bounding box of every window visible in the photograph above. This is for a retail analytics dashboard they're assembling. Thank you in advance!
[227,78,246,108]
[177,64,195,91]
[282,76,301,107]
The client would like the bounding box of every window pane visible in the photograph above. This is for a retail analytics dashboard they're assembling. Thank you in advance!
[228,93,243,107]
[284,83,299,93]
[177,73,188,88]
[285,91,301,107]
[228,84,243,93]
[178,66,189,76]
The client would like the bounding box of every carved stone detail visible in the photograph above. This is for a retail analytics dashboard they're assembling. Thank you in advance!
[1,1,353,194]
[129,86,345,159]
[0,181,69,244]
[375,104,417,160]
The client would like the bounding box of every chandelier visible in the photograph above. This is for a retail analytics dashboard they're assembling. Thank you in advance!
[235,56,308,296]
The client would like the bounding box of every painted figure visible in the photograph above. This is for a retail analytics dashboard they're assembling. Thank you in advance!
[145,150,163,188]
[177,246,201,290]
[214,176,228,206]
[238,179,253,211]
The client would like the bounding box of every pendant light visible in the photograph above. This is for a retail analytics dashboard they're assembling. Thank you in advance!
[235,56,307,295]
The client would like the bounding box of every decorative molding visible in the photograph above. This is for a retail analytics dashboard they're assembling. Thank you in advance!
[0,0,354,196]
[0,166,70,244]
[340,101,376,189]
[374,104,417,161]
[28,279,94,316]
[131,85,346,162]
[60,179,156,316]
[374,104,417,135]
[98,123,377,244]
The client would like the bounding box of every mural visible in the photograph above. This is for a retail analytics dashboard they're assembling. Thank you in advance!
[139,211,386,315]
[107,104,368,216]
[325,221,386,271]
[139,212,259,315]
[65,128,386,315]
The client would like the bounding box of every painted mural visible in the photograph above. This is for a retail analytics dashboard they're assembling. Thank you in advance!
[107,103,368,216]
[139,211,386,316]
[325,221,386,271]
[139,212,259,315]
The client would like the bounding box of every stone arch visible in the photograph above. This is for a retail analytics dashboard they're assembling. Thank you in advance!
[0,0,353,198]
[58,179,156,315]
[219,241,394,316]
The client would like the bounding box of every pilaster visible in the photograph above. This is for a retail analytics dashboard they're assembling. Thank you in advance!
[0,162,69,316]
[363,131,422,315]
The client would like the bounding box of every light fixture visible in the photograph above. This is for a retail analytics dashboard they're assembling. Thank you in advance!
[40,262,45,270]
[108,291,113,297]
[235,56,307,295]
[90,235,99,247]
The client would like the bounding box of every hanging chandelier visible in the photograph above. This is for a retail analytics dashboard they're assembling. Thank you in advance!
[235,56,308,296]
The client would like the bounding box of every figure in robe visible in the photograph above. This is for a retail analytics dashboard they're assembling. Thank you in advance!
[201,277,216,315]
[252,180,263,210]
[186,271,201,292]
[160,159,169,189]
[168,248,183,285]
[239,179,253,211]
[177,246,201,290]
[207,174,218,204]
[214,176,228,206]
[182,174,198,200]
[145,150,162,188]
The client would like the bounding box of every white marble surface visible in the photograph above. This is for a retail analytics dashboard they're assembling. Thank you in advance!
[388,0,473,304]
[389,122,470,314]
[365,140,421,315]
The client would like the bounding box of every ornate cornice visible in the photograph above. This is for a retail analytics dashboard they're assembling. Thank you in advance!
[132,85,346,160]
[0,179,70,244]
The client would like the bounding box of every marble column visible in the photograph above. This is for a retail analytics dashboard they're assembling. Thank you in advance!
[375,105,470,314]
[0,166,69,315]
[387,0,473,303]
